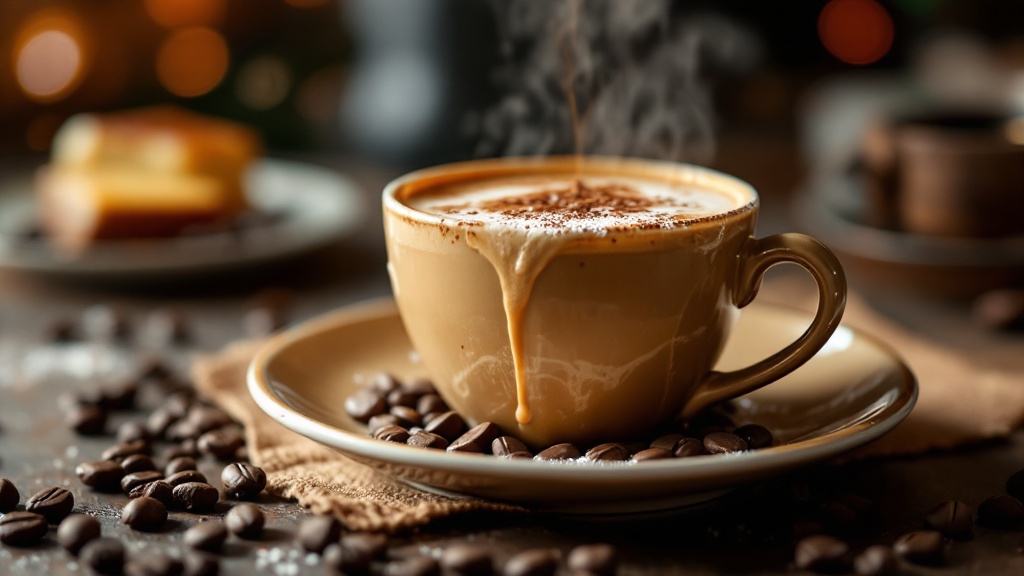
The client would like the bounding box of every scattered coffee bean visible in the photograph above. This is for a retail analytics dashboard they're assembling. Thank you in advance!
[650,434,685,452]
[184,521,229,552]
[80,537,126,575]
[164,393,194,419]
[977,495,1023,528]
[45,317,80,343]
[632,448,673,462]
[198,427,245,460]
[853,545,899,576]
[926,500,973,537]
[416,394,448,416]
[535,443,580,461]
[422,412,443,425]
[390,405,423,428]
[407,430,449,450]
[25,486,75,523]
[0,511,48,547]
[187,406,233,435]
[166,456,199,476]
[295,515,342,553]
[77,460,127,493]
[404,378,437,396]
[118,421,151,445]
[440,543,493,575]
[384,555,440,576]
[225,503,264,539]
[130,481,174,507]
[492,436,530,458]
[893,530,945,565]
[508,452,533,459]
[183,553,220,576]
[221,462,267,500]
[167,470,208,487]
[374,424,412,443]
[566,543,617,576]
[586,443,630,462]
[125,553,185,576]
[102,379,139,411]
[794,535,850,573]
[344,532,388,560]
[103,439,151,461]
[368,373,401,395]
[387,389,421,409]
[346,390,388,423]
[323,542,370,573]
[57,513,101,555]
[68,404,107,435]
[122,471,165,494]
[423,411,468,441]
[673,438,709,458]
[173,482,220,512]
[368,413,402,435]
[503,548,560,576]
[449,422,501,453]
[0,478,20,512]
[148,408,180,439]
[734,424,773,449]
[122,454,158,473]
[703,432,748,454]
[122,496,168,532]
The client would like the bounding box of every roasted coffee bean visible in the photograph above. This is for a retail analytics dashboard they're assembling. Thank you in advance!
[853,545,899,576]
[687,411,734,435]
[81,537,126,575]
[68,404,107,435]
[146,308,190,346]
[163,392,194,419]
[183,553,220,576]
[507,452,533,459]
[184,521,229,552]
[794,535,850,573]
[295,515,342,553]
[147,408,180,439]
[125,553,185,576]
[586,443,630,462]
[534,443,580,461]
[734,424,774,449]
[503,548,560,576]
[118,421,151,445]
[650,434,685,452]
[926,500,973,536]
[244,289,291,337]
[390,405,423,428]
[894,530,945,565]
[167,470,208,487]
[0,511,48,547]
[122,496,168,532]
[187,406,233,435]
[703,432,748,454]
[374,424,411,443]
[173,482,220,512]
[221,462,267,500]
[423,411,468,441]
[387,389,421,409]
[404,378,436,396]
[1007,469,1024,500]
[407,431,449,450]
[368,413,402,434]
[225,503,264,539]
[103,439,151,461]
[164,441,199,461]
[122,471,165,494]
[449,422,501,454]
[422,412,444,425]
[324,542,373,573]
[344,532,388,560]
[440,543,493,575]
[198,427,245,460]
[673,438,709,458]
[102,379,139,411]
[130,481,174,507]
[0,478,20,512]
[57,514,101,555]
[122,454,158,473]
[367,373,401,395]
[77,460,126,493]
[45,317,80,343]
[632,448,673,462]
[977,495,1023,528]
[384,556,440,576]
[416,394,448,416]
[566,543,618,576]
[82,304,132,341]
[26,486,75,523]
[492,436,530,458]
[346,390,388,423]
[166,456,199,476]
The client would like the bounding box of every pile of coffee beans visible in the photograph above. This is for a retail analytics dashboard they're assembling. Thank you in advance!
[346,373,775,462]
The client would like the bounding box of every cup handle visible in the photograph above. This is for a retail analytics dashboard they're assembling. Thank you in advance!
[681,233,847,418]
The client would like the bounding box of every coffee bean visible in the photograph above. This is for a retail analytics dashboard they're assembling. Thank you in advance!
[125,553,185,576]
[977,495,1023,528]
[164,442,199,461]
[80,537,126,575]
[82,304,132,341]
[368,413,402,435]
[503,548,560,576]
[894,530,945,565]
[184,521,229,552]
[166,456,199,476]
[167,470,208,487]
[130,481,174,507]
[295,515,341,553]
[673,438,709,457]
[225,503,264,539]
[183,553,220,576]
[324,541,373,573]
[244,288,291,337]
[407,431,449,450]
[103,439,151,461]
[374,424,412,443]
[703,432,748,454]
[164,392,195,419]
[221,462,267,500]
[387,389,421,409]
[0,511,48,547]
[122,471,165,494]
[45,317,80,343]
[367,373,401,395]
[187,406,233,435]
[77,460,126,493]
[424,411,468,441]
[346,390,388,422]
[422,412,444,425]
[0,478,20,512]
[102,379,139,411]
[508,452,533,459]
[650,434,685,452]
[586,443,630,462]
[118,421,151,445]
[68,404,107,435]
[535,443,580,461]
[198,427,245,460]
[146,308,190,346]
[403,378,437,396]
[492,436,530,458]
[384,556,440,576]
[416,394,448,416]
[122,496,168,532]
[853,545,899,576]
[440,543,493,575]
[566,543,617,576]
[926,500,973,537]
[26,486,75,523]
[390,405,423,428]
[122,454,158,473]
[449,422,501,453]
[734,424,774,449]
[57,513,101,555]
[173,482,220,512]
[147,408,180,439]
[632,448,673,462]
[344,532,388,560]
[794,535,850,573]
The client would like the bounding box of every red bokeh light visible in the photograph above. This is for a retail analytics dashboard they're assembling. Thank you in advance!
[818,0,894,66]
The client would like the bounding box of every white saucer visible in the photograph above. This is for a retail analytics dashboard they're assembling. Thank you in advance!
[248,299,917,515]
[0,158,366,278]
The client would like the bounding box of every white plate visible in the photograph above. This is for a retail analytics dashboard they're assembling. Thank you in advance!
[248,299,917,515]
[0,159,366,278]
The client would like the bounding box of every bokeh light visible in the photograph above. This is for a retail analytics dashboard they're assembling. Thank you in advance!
[818,0,894,66]
[236,56,292,110]
[12,10,89,103]
[145,0,226,28]
[1006,117,1024,146]
[156,27,229,97]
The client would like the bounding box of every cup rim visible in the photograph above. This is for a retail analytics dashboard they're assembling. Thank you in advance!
[382,156,759,232]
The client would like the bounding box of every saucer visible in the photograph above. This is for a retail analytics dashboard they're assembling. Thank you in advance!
[248,299,917,515]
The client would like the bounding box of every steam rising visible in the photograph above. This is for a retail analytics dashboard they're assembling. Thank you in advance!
[473,0,757,163]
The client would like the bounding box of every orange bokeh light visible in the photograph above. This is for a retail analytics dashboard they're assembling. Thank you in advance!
[156,27,229,97]
[12,9,89,103]
[818,0,894,66]
[144,0,226,28]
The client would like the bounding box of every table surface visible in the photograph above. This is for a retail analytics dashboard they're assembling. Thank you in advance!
[1,149,1023,575]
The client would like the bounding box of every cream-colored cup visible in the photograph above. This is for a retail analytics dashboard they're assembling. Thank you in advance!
[383,157,846,448]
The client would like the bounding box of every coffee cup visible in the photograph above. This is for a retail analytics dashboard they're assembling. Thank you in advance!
[383,156,846,447]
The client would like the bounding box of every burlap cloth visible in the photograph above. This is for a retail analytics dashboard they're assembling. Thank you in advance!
[192,284,1024,533]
